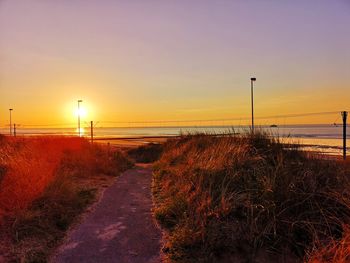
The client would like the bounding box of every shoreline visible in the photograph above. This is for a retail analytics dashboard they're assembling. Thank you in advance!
[93,135,348,156]
[2,133,348,157]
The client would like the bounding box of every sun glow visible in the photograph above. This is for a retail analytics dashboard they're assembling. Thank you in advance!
[62,99,98,129]
[76,127,85,136]
[75,107,87,118]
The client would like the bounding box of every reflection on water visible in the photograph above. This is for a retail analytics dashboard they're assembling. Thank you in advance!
[282,137,348,155]
[77,127,85,136]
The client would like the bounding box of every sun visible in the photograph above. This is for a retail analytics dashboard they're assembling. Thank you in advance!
[75,107,87,117]
[62,99,97,127]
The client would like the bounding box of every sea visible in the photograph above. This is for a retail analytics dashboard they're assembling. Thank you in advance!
[0,124,349,156]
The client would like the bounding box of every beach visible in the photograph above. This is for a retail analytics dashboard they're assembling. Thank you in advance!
[1,125,349,155]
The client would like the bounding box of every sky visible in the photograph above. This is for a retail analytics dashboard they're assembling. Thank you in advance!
[1,0,350,126]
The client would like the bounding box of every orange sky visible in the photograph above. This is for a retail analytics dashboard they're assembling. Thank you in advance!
[1,1,349,127]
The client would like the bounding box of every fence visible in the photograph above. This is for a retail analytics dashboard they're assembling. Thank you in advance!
[0,111,349,159]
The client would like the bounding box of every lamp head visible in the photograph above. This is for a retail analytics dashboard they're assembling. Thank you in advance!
[78,100,83,103]
[251,78,256,81]
[9,108,13,111]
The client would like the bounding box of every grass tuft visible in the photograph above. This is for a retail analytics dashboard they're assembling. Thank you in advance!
[153,132,350,262]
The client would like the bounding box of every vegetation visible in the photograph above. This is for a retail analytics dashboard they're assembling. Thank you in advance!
[0,136,133,262]
[153,133,350,262]
[127,142,163,163]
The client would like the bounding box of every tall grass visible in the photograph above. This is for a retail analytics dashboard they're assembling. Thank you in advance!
[0,136,86,217]
[0,136,133,262]
[153,133,350,262]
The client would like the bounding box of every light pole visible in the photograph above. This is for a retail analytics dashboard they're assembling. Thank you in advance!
[9,108,13,135]
[78,100,83,136]
[342,111,348,160]
[250,77,256,132]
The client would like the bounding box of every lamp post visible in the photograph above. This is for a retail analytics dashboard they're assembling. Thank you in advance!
[78,100,83,136]
[342,111,348,160]
[250,77,256,132]
[9,108,13,135]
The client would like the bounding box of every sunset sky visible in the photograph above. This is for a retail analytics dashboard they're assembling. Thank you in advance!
[1,0,349,126]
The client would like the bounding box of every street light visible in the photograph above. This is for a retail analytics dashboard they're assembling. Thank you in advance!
[77,100,83,136]
[342,111,348,160]
[250,77,256,132]
[9,108,13,135]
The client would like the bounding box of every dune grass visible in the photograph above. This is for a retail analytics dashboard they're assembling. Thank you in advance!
[127,142,163,163]
[0,136,133,262]
[152,133,350,262]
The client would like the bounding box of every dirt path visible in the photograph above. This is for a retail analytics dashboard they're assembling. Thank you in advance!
[52,165,162,263]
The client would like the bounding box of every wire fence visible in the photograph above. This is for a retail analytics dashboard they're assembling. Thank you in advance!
[0,111,346,128]
[0,110,349,157]
[0,111,348,133]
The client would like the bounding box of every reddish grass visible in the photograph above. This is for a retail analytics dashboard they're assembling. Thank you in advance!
[0,135,133,261]
[307,226,350,263]
[0,136,88,217]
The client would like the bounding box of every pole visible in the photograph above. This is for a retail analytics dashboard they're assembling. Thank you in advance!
[78,100,82,137]
[9,109,13,135]
[14,124,16,137]
[342,111,348,160]
[250,78,256,132]
[78,101,80,136]
[90,121,93,143]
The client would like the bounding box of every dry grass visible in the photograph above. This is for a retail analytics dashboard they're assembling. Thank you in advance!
[308,226,350,263]
[152,133,350,262]
[127,143,163,163]
[0,135,133,262]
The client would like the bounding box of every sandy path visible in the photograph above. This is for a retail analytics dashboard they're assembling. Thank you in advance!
[52,165,161,263]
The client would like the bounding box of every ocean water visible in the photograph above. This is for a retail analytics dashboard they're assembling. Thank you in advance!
[0,125,349,155]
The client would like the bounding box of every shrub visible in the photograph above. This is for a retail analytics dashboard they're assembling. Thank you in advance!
[128,143,163,163]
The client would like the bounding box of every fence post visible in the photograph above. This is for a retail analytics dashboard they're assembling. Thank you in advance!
[342,111,348,160]
[90,121,93,143]
[14,124,16,137]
